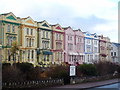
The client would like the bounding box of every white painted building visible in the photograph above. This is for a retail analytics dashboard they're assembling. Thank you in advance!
[110,42,120,63]
[91,33,99,63]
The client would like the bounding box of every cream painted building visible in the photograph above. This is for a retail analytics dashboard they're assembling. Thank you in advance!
[19,16,37,65]
[37,20,53,67]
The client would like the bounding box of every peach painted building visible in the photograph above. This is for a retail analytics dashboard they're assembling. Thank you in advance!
[64,27,84,66]
[51,24,64,65]
[98,35,111,61]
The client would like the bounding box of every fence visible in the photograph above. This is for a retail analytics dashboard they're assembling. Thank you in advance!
[2,79,64,88]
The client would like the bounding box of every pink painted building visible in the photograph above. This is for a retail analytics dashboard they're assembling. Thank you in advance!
[74,29,85,64]
[64,27,84,66]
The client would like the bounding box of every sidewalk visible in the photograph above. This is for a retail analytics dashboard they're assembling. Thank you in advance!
[51,78,119,89]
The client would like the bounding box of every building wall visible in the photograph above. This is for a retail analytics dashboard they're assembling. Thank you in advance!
[110,43,120,63]
[37,21,52,67]
[64,27,76,65]
[19,17,37,66]
[84,32,93,63]
[0,12,20,63]
[74,29,84,65]
[51,24,64,65]
[91,34,99,63]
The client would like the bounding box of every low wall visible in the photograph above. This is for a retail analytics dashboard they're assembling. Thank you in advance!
[70,74,119,84]
[2,79,64,88]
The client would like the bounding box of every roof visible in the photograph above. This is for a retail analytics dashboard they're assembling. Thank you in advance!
[0,12,11,16]
[63,26,71,30]
[113,43,120,47]
[37,20,45,23]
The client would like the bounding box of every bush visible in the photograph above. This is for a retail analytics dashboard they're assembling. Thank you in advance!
[94,61,118,76]
[2,65,24,82]
[45,65,69,79]
[77,64,98,77]
[2,63,43,82]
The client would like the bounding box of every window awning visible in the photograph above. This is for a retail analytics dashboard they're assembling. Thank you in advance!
[2,45,11,48]
[43,51,53,55]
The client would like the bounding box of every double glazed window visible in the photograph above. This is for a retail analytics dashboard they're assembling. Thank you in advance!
[12,25,15,33]
[7,24,10,32]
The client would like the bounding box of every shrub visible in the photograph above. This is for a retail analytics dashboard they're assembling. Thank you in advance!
[94,61,118,76]
[77,64,98,77]
[45,65,69,79]
[2,65,24,82]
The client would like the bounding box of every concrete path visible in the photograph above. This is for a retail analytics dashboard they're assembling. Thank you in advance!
[51,78,120,89]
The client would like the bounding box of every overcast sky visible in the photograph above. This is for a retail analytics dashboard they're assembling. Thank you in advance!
[0,0,118,42]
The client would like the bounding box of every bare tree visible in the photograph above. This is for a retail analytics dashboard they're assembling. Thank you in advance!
[10,41,19,62]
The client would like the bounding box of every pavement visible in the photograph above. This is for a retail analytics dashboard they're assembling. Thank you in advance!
[46,78,120,89]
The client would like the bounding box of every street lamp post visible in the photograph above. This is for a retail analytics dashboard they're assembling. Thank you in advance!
[0,44,2,90]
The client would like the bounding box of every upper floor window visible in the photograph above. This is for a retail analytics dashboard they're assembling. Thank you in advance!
[32,50,34,59]
[46,32,48,38]
[80,38,82,42]
[27,28,29,35]
[32,39,34,46]
[87,39,90,44]
[31,29,33,35]
[7,24,10,32]
[114,52,116,56]
[12,25,15,33]
[27,38,29,47]
[70,36,72,40]
[94,40,97,45]
[56,33,58,40]
[59,34,61,40]
[68,36,69,40]
[43,31,45,38]
[111,52,113,56]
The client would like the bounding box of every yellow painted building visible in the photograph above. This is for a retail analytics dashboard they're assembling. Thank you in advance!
[19,16,37,65]
[51,24,65,65]
[0,12,20,63]
[37,20,53,67]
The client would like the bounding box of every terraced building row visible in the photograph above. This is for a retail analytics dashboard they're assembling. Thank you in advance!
[0,12,119,67]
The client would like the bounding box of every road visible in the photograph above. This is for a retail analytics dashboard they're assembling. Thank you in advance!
[96,82,120,88]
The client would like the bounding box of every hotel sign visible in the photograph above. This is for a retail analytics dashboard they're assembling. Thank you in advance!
[70,66,76,76]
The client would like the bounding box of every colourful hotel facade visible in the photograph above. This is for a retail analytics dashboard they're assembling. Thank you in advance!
[51,24,65,65]
[37,20,53,67]
[0,12,116,66]
[19,16,37,65]
[99,35,111,61]
[74,29,84,64]
[0,12,20,63]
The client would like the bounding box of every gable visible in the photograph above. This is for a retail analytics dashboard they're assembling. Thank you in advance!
[86,33,90,36]
[6,15,16,20]
[26,19,34,24]
[56,26,62,30]
[42,23,49,27]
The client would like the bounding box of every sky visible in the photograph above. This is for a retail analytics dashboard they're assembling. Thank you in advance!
[0,0,119,42]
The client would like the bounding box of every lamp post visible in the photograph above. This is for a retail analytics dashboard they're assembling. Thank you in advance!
[0,44,2,90]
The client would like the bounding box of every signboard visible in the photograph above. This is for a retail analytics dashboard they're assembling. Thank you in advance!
[70,66,76,76]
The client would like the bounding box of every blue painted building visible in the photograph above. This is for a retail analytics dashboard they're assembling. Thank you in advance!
[83,32,99,63]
